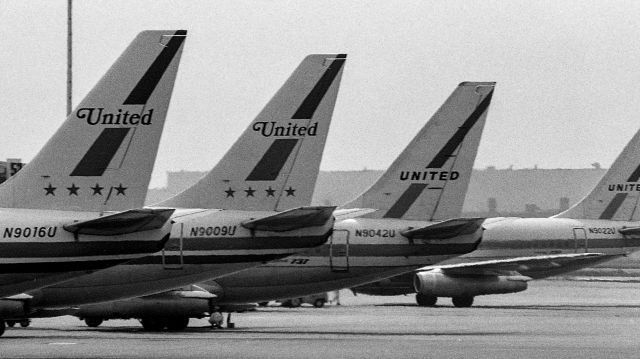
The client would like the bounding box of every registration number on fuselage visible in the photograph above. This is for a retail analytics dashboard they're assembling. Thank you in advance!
[354,229,396,238]
[3,226,58,238]
[190,225,237,237]
[588,227,616,235]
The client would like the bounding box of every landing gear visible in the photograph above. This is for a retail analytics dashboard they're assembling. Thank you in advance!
[452,296,474,307]
[313,298,325,308]
[5,319,30,328]
[84,317,103,328]
[226,313,235,329]
[258,302,269,307]
[209,312,224,328]
[416,293,437,307]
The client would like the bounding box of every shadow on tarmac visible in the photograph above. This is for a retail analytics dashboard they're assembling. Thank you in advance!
[375,303,640,311]
[1,325,516,338]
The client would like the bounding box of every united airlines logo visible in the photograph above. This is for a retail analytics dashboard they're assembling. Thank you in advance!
[399,170,460,181]
[219,55,347,201]
[77,108,154,125]
[607,183,640,192]
[252,121,318,137]
[383,86,494,219]
[43,30,187,202]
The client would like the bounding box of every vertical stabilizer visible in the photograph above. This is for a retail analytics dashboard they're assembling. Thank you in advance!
[159,54,346,211]
[0,30,186,211]
[342,82,495,221]
[555,129,640,220]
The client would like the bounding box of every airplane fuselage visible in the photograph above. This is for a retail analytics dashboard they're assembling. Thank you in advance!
[355,216,640,296]
[203,217,482,304]
[447,217,635,277]
[0,208,171,297]
[26,208,332,308]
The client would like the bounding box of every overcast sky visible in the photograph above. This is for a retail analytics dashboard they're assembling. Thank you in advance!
[2,1,640,187]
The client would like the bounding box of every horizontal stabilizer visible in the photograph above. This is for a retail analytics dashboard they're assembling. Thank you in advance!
[334,208,378,221]
[242,206,336,232]
[619,226,640,238]
[63,208,175,236]
[173,290,216,299]
[401,217,485,240]
[4,293,33,301]
[424,253,614,277]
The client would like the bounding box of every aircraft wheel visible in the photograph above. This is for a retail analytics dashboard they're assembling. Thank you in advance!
[416,293,437,307]
[289,298,302,308]
[84,317,103,328]
[313,299,325,308]
[166,317,189,331]
[19,320,30,328]
[140,318,165,331]
[6,320,16,328]
[258,302,269,307]
[0,320,5,337]
[452,296,474,307]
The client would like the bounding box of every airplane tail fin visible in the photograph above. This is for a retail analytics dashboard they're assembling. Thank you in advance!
[158,54,346,211]
[555,128,640,220]
[0,30,186,212]
[342,82,495,221]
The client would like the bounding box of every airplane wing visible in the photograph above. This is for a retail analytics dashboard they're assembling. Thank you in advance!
[241,206,336,232]
[421,252,621,278]
[401,217,485,240]
[333,208,377,221]
[63,208,175,236]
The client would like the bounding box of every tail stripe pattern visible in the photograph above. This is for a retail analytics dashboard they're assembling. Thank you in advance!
[427,90,493,168]
[382,89,493,219]
[599,162,640,219]
[292,54,346,119]
[124,30,187,105]
[246,139,300,181]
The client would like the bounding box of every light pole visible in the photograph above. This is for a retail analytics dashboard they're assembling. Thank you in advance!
[66,0,72,116]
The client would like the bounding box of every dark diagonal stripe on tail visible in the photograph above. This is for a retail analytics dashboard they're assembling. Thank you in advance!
[427,89,494,168]
[383,183,428,218]
[123,30,187,105]
[291,54,346,120]
[598,162,640,218]
[627,163,640,182]
[599,193,628,219]
[246,139,299,181]
[70,128,131,176]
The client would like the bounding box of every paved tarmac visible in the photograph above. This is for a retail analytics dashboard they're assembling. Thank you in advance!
[3,280,640,358]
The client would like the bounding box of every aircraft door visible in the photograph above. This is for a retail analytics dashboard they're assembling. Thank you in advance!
[330,229,349,272]
[573,227,588,253]
[162,223,184,269]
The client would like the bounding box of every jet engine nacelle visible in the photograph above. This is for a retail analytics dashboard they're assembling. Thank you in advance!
[0,300,27,318]
[413,270,528,297]
[77,296,210,319]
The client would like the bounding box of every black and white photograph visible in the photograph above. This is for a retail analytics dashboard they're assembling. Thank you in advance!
[1,1,640,358]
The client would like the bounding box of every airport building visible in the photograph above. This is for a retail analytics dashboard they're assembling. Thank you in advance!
[146,166,608,218]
